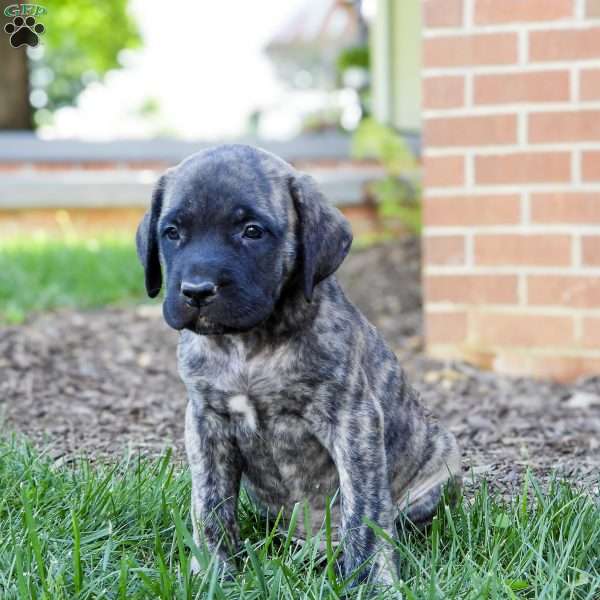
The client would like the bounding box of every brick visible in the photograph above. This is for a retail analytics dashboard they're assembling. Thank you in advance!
[529,110,600,143]
[475,0,572,23]
[470,312,574,346]
[423,155,464,187]
[587,0,600,18]
[474,234,572,266]
[424,194,521,226]
[531,192,600,223]
[580,68,600,99]
[425,311,467,343]
[582,235,600,265]
[423,76,465,109]
[582,150,600,180]
[424,33,518,68]
[425,114,517,147]
[423,0,463,28]
[123,160,171,171]
[79,161,123,171]
[583,317,600,346]
[423,235,465,265]
[530,28,600,62]
[425,274,519,304]
[474,71,570,105]
[475,152,571,184]
[33,162,78,171]
[528,275,600,307]
[0,163,25,172]
[338,204,379,236]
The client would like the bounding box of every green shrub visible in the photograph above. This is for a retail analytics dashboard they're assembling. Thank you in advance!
[352,117,422,234]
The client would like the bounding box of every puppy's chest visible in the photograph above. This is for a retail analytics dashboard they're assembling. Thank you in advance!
[181,340,305,434]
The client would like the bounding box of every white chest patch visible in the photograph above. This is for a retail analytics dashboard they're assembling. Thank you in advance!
[227,393,258,431]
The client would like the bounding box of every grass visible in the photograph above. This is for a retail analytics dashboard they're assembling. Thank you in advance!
[0,437,599,599]
[0,234,146,324]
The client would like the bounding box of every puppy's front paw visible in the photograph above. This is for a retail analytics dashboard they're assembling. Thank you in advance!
[343,559,400,597]
[372,586,403,600]
[363,556,403,598]
[344,580,403,600]
[190,555,201,575]
[360,575,403,600]
[190,553,236,580]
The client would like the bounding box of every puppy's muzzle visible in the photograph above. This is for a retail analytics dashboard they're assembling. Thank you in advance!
[181,280,218,308]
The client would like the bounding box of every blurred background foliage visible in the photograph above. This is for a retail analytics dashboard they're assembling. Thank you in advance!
[31,0,141,126]
[336,43,369,73]
[352,117,421,234]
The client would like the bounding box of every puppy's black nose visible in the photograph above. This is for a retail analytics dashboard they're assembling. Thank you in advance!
[181,281,218,307]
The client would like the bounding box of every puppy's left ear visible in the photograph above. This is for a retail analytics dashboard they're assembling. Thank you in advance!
[136,173,168,298]
[290,172,353,301]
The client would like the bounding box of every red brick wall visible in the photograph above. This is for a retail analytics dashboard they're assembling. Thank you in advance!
[422,0,600,381]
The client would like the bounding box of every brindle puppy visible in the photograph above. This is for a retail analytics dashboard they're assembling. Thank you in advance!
[136,144,461,588]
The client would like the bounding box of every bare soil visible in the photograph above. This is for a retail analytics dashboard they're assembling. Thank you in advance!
[1,237,599,496]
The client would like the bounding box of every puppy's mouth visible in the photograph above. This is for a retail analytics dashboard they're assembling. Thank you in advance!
[189,313,266,335]
[163,299,208,332]
[189,315,231,335]
[163,301,253,335]
[163,284,276,335]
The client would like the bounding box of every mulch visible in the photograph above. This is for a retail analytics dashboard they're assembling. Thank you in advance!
[1,237,599,498]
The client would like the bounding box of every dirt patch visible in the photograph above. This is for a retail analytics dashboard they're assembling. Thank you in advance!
[1,237,599,497]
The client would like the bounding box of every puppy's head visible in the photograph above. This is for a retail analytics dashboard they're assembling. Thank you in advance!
[136,144,352,334]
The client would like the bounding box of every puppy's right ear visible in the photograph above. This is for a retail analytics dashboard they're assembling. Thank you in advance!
[136,174,167,298]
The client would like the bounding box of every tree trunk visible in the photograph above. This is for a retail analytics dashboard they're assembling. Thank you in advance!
[0,41,31,129]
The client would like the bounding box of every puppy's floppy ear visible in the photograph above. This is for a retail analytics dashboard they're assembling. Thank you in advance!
[136,174,168,298]
[289,172,353,301]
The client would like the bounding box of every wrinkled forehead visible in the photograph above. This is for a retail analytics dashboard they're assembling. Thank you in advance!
[161,146,292,225]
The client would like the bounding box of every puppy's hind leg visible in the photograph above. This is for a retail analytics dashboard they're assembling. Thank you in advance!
[397,474,462,530]
[397,430,461,528]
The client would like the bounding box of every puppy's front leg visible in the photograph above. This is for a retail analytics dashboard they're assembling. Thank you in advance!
[185,400,242,574]
[331,404,397,588]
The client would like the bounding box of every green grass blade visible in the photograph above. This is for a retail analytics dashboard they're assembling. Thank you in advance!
[20,485,48,595]
[244,537,268,597]
[71,510,83,594]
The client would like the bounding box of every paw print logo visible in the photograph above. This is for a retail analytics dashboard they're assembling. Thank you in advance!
[4,15,45,48]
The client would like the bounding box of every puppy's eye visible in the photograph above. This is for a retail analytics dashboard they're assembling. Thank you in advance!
[243,225,264,239]
[164,226,180,241]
